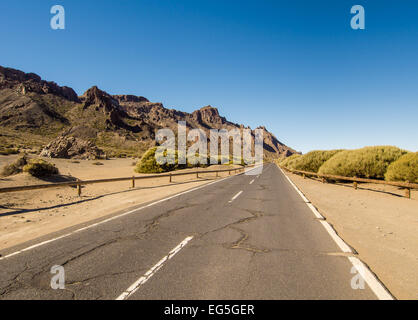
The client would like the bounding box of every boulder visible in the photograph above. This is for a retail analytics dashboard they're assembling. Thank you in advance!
[40,136,105,160]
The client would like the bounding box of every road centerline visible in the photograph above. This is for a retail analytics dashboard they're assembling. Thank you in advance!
[229,190,243,203]
[116,236,194,300]
[0,173,241,261]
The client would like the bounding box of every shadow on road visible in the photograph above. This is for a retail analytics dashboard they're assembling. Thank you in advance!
[0,177,215,217]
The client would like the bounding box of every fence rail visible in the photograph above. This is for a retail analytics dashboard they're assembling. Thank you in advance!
[0,167,248,196]
[280,167,417,199]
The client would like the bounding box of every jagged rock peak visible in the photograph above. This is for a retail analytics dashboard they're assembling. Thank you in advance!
[192,105,226,124]
[0,65,79,102]
[80,86,119,111]
[113,94,149,103]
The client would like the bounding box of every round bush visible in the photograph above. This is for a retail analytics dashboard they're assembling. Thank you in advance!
[135,147,170,173]
[318,146,408,179]
[385,152,418,183]
[293,150,343,173]
[1,155,28,176]
[135,147,192,173]
[278,154,302,169]
[23,159,59,177]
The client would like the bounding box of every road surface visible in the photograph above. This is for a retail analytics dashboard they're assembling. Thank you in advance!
[0,164,387,299]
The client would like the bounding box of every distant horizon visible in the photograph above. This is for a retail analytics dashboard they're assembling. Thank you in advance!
[2,62,417,155]
[1,1,417,153]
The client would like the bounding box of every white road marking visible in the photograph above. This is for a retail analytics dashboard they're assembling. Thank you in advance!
[318,220,352,253]
[0,173,239,261]
[249,179,255,185]
[116,236,194,300]
[229,190,243,203]
[348,257,393,300]
[278,166,394,300]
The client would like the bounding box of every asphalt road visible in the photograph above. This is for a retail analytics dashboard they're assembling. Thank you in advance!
[0,164,382,299]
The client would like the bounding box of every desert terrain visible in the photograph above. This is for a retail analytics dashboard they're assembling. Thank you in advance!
[281,168,418,299]
[0,154,240,252]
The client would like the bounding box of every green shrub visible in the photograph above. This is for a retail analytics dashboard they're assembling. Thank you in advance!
[0,148,19,155]
[23,159,59,177]
[318,146,408,179]
[135,147,216,173]
[208,154,248,166]
[385,152,418,183]
[1,155,28,176]
[278,154,302,169]
[135,147,177,173]
[293,150,344,173]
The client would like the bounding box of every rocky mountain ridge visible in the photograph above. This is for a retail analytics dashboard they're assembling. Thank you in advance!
[0,66,298,159]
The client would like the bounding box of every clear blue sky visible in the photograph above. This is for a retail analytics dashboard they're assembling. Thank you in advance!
[1,0,417,153]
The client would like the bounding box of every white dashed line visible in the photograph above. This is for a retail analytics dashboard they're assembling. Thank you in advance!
[0,174,237,261]
[116,236,194,300]
[249,179,255,185]
[229,190,243,203]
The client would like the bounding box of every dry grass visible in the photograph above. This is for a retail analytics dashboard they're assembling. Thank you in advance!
[318,146,408,179]
[23,159,59,177]
[292,149,343,173]
[385,152,418,183]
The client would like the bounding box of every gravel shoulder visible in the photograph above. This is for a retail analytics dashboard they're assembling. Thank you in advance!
[281,168,418,300]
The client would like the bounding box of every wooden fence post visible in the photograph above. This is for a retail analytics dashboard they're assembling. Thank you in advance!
[77,181,81,197]
[405,188,411,199]
[196,171,199,179]
[132,176,135,188]
[169,173,172,183]
[353,181,358,190]
[405,181,411,199]
[303,174,306,179]
[216,171,219,178]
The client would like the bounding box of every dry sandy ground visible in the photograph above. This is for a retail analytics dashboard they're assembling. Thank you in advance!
[282,169,418,300]
[0,155,240,252]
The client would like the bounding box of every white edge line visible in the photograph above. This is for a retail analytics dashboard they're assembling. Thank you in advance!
[348,257,394,300]
[0,170,245,261]
[229,190,243,203]
[116,236,194,300]
[277,166,394,300]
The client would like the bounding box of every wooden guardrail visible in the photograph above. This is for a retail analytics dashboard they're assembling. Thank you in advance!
[280,167,417,199]
[0,167,248,196]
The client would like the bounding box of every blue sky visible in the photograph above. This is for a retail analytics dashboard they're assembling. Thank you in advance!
[1,0,417,153]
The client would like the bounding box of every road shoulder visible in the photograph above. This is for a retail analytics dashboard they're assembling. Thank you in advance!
[280,167,418,299]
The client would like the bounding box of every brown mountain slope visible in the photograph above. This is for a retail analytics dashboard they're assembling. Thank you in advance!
[0,66,297,159]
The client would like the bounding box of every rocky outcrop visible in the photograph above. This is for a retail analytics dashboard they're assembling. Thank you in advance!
[112,94,149,103]
[40,136,105,160]
[1,65,298,159]
[80,86,118,112]
[0,66,79,102]
[192,106,226,126]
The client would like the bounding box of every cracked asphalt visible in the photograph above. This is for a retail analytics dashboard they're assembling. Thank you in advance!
[0,164,378,299]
